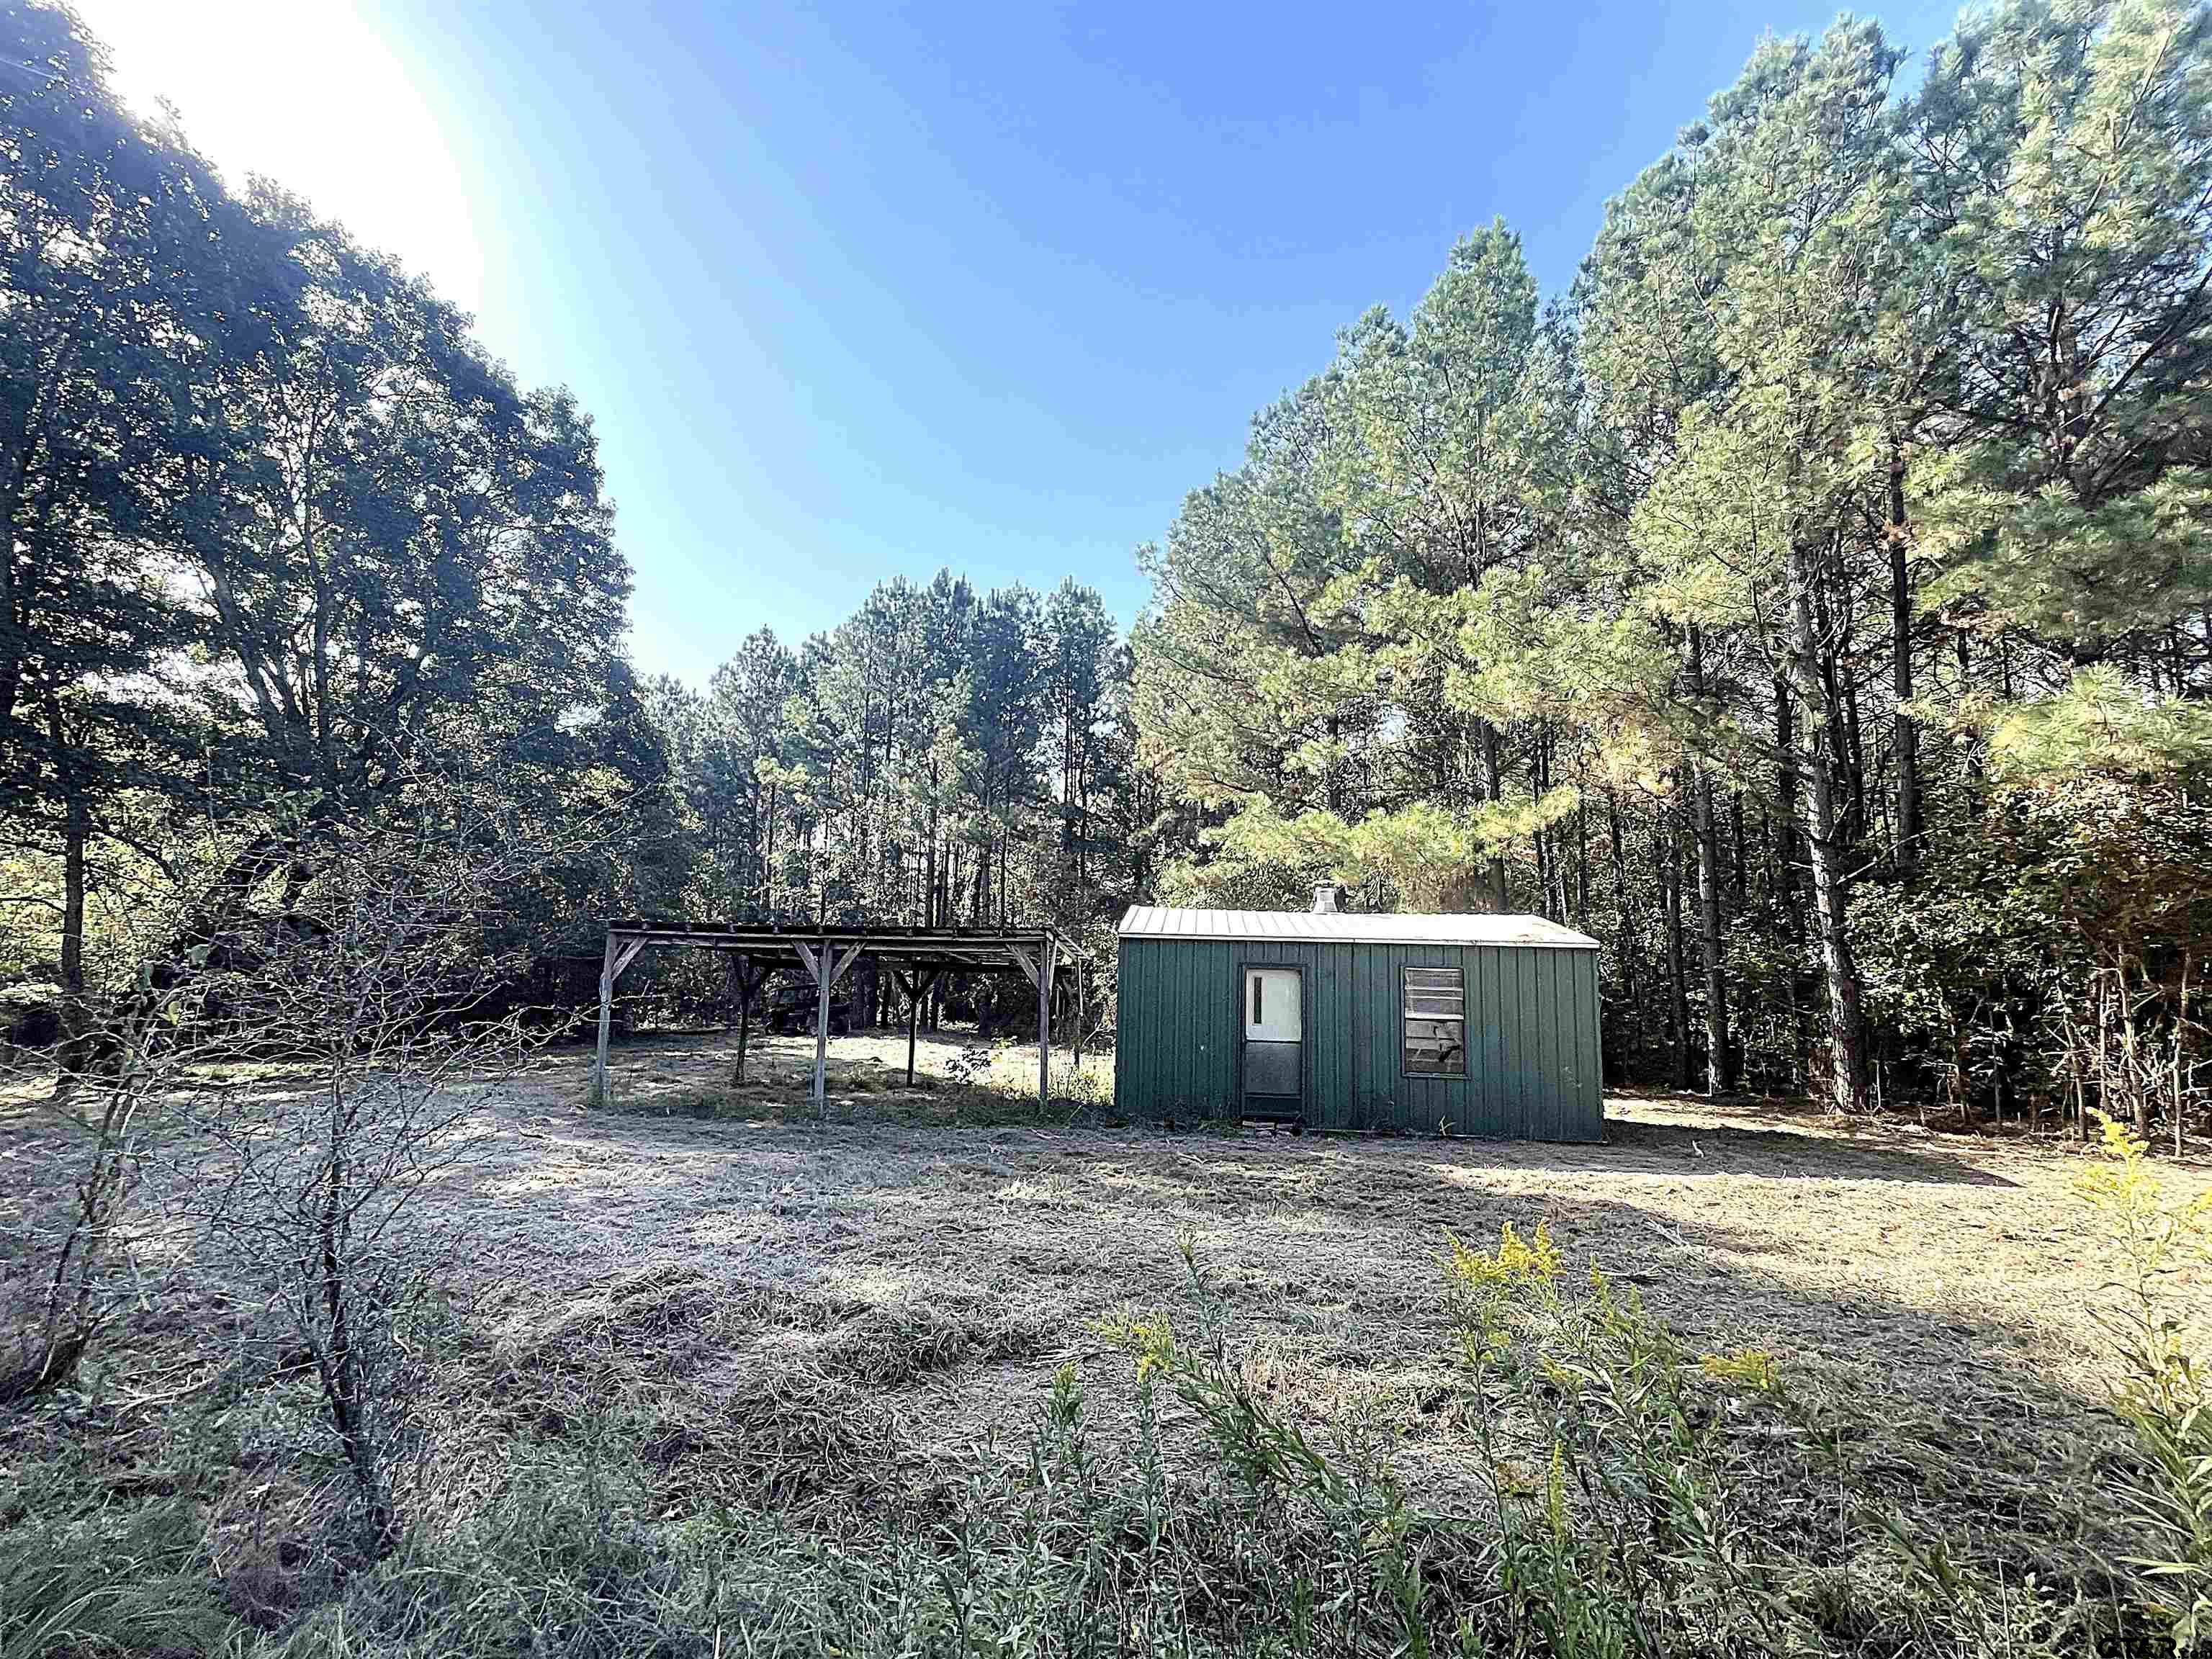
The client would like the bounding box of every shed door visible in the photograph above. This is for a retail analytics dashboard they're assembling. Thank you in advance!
[1242,966,1303,1104]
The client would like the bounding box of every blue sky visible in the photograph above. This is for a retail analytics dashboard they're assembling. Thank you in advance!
[86,1,1964,686]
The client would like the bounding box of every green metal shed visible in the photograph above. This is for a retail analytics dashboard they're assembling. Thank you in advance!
[1115,896,1603,1141]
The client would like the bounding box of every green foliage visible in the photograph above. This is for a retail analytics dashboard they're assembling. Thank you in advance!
[21,0,2212,1647]
[1916,0,2212,665]
[645,568,1149,958]
[1443,1221,1802,1654]
[1990,668,2212,786]
[2079,1112,2212,1650]
[0,1498,234,1659]
[1132,0,2212,1125]
[277,1429,686,1656]
[0,0,661,1030]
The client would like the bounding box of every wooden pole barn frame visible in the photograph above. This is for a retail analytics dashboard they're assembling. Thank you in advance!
[588,919,1079,1114]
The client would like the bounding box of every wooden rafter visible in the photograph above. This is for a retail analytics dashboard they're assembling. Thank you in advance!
[586,918,1080,1110]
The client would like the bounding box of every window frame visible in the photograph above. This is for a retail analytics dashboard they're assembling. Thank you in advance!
[1399,963,1468,1079]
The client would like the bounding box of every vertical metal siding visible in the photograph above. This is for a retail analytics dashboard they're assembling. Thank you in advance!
[1118,934,1602,1140]
[1539,950,1563,1141]
[1578,949,1604,1136]
[1474,947,1501,1133]
[1518,948,1539,1139]
[1169,942,1190,1107]
[1573,950,1595,1136]
[1315,943,1334,1123]
[1582,950,1601,1130]
[1529,950,1551,1136]
[1553,950,1575,1138]
[1318,945,1345,1128]
[1532,950,1551,1136]
[1344,942,1362,1123]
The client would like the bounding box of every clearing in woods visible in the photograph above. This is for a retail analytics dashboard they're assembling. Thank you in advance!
[1,1027,2193,1586]
[413,1030,2178,1561]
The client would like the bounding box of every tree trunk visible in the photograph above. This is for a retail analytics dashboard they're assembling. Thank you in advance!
[1573,795,1589,930]
[925,801,940,926]
[1773,673,1801,924]
[731,961,757,1084]
[1773,671,1812,1091]
[1728,794,1747,913]
[1788,535,1869,1115]
[1694,765,1735,1096]
[1609,793,1642,1074]
[1482,720,1507,909]
[50,783,88,1100]
[1843,677,1868,852]
[1686,627,1734,1096]
[1660,801,1691,1092]
[1539,730,1564,919]
[1889,443,1922,873]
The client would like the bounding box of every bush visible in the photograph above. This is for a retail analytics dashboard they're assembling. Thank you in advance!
[2078,1112,2212,1652]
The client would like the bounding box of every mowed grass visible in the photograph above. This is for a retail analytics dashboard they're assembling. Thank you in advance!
[1,1028,2204,1653]
[587,1025,1118,1123]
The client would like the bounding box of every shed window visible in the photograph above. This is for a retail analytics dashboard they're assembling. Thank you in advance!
[1402,966,1467,1076]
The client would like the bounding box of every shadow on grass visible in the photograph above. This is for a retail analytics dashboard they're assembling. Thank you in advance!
[1589,1115,2020,1186]
[457,1159,2124,1611]
[562,1028,1119,1132]
[559,1033,2014,1190]
[598,1079,1108,1132]
[588,1095,2010,1189]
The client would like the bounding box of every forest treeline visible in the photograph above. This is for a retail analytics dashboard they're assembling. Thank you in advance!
[6,0,2212,1132]
[0,5,1164,1057]
[1135,0,2212,1128]
[0,4,665,1061]
[637,573,1163,955]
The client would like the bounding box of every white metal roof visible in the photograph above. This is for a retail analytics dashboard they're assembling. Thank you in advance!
[1117,906,1599,950]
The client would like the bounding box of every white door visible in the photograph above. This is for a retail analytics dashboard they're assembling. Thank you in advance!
[1243,967,1302,1100]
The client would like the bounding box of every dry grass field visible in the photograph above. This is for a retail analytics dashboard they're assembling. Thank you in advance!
[470,1032,2177,1485]
[4,1025,2208,1651]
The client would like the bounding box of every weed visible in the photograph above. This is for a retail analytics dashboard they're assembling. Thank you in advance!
[0,1496,235,1658]
[2078,1111,2212,1652]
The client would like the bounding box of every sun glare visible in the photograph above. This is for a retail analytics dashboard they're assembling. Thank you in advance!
[75,0,487,320]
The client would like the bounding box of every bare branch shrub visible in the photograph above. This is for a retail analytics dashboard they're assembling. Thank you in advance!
[0,851,218,1403]
[5,759,598,1566]
[168,776,584,1555]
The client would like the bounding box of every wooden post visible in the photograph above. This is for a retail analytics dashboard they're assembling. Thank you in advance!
[793,941,830,1114]
[737,975,752,1085]
[797,940,860,1118]
[1074,956,1085,1073]
[590,932,644,1106]
[731,959,760,1085]
[592,932,618,1105]
[899,969,936,1087]
[905,973,920,1087]
[814,951,832,1118]
[1038,937,1056,1110]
